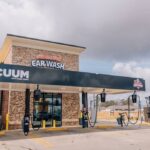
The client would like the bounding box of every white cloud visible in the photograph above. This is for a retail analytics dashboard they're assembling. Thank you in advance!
[112,62,150,102]
[1,0,150,62]
[113,62,150,82]
[113,61,138,77]
[0,0,55,46]
[0,0,149,104]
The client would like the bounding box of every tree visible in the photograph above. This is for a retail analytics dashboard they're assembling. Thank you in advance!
[101,100,117,107]
[120,99,133,106]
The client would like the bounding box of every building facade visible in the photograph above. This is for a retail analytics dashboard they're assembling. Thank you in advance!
[0,34,85,129]
[0,34,146,130]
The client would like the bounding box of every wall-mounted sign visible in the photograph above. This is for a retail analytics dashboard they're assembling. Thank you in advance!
[36,54,62,62]
[0,64,145,92]
[133,78,144,89]
[0,68,29,81]
[31,60,64,69]
[31,55,64,70]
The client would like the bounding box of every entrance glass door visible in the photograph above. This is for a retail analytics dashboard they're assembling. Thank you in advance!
[52,93,62,127]
[33,93,62,127]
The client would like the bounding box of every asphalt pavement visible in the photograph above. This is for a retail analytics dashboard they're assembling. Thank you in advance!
[0,125,150,150]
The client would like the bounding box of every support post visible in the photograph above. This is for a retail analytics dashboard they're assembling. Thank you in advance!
[6,113,9,130]
[42,120,46,129]
[81,92,88,128]
[0,91,3,130]
[25,89,30,117]
[53,120,56,128]
[23,89,30,136]
[0,91,3,116]
[82,92,88,109]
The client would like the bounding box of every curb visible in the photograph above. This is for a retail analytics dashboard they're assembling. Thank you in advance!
[0,130,6,136]
[95,125,116,129]
[140,122,150,126]
[44,127,68,132]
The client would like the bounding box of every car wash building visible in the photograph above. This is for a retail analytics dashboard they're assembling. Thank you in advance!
[0,34,145,130]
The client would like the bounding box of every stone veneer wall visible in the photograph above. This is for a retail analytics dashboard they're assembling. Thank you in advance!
[12,46,79,71]
[7,45,80,129]
[8,92,34,129]
[62,93,80,126]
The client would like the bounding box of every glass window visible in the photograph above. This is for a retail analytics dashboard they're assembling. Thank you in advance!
[33,93,62,127]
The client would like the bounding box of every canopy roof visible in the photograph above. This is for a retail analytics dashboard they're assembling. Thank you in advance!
[0,64,145,94]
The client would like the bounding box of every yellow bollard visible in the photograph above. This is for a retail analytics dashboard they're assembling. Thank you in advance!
[80,111,82,118]
[42,120,46,129]
[53,120,56,128]
[79,111,83,125]
[6,114,9,130]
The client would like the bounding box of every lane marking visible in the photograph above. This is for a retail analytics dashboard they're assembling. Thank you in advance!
[95,125,116,129]
[29,133,53,149]
[0,131,5,136]
[44,127,68,132]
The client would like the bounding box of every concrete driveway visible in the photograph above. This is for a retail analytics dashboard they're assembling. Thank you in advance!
[0,125,150,150]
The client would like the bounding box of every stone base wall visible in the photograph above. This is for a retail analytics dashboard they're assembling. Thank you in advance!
[9,91,25,124]
[5,91,80,129]
[62,93,80,126]
[7,91,33,130]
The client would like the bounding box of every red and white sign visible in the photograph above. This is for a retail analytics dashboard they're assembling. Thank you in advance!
[133,79,143,89]
[36,54,62,62]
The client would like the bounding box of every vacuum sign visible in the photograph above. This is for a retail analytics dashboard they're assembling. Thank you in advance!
[31,60,64,70]
[0,68,29,81]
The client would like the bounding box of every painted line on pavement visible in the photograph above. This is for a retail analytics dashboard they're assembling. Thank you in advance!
[95,125,116,129]
[0,130,5,136]
[29,132,53,149]
[44,127,68,132]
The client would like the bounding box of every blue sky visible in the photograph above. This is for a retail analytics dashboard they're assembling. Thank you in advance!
[80,59,114,75]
